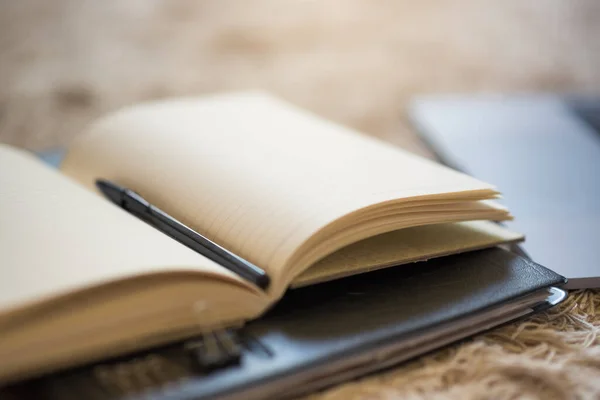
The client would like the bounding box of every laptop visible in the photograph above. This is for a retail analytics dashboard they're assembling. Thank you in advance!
[409,95,600,289]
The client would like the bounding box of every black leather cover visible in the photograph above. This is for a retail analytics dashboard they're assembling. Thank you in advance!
[3,248,565,400]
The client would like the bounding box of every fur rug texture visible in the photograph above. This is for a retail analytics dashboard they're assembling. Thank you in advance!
[1,1,599,398]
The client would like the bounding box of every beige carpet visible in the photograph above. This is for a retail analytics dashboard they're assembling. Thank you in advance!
[1,1,599,398]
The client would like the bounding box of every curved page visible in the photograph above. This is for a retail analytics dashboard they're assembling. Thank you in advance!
[61,92,504,295]
[0,146,261,321]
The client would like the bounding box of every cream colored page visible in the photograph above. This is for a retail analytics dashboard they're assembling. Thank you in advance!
[60,92,498,292]
[0,145,254,316]
[294,221,524,287]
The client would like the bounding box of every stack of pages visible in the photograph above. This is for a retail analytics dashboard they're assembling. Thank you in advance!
[0,92,526,384]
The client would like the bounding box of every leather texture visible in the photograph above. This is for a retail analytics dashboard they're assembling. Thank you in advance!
[3,248,565,400]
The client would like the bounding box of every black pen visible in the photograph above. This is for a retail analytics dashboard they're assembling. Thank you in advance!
[95,179,270,290]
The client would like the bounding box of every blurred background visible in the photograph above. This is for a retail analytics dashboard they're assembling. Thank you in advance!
[1,0,599,155]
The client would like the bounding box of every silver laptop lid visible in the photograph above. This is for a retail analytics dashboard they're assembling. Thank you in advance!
[410,95,600,289]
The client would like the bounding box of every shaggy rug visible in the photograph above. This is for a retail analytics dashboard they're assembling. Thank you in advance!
[1,1,599,398]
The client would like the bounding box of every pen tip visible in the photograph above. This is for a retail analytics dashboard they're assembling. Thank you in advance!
[258,274,271,290]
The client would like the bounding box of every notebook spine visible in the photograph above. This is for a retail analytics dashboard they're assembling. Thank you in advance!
[1,329,244,400]
[91,329,243,395]
[184,329,243,372]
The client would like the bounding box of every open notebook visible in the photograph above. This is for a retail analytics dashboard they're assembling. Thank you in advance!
[0,92,523,384]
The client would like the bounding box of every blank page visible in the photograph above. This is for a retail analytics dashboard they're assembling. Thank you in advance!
[293,221,523,287]
[0,146,251,318]
[61,93,499,294]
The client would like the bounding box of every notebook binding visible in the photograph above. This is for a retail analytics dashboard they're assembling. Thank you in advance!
[0,329,244,399]
[185,329,243,372]
[89,329,243,396]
